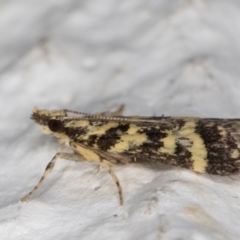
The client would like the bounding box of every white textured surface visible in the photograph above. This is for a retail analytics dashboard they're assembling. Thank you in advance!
[1,1,240,239]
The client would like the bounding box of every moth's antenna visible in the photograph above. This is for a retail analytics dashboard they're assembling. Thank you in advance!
[63,109,127,121]
[63,109,96,117]
[62,111,163,123]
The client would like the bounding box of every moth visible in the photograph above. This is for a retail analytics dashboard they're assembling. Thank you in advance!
[21,106,240,205]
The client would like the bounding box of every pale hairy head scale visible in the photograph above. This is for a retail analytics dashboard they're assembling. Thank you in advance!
[31,107,68,135]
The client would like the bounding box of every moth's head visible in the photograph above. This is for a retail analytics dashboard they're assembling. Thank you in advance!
[31,107,67,134]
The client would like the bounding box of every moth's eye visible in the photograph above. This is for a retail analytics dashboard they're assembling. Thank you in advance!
[48,119,63,132]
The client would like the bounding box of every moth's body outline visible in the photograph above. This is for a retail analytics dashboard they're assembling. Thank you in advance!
[21,106,240,205]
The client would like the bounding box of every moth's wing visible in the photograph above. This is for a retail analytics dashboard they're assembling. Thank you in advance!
[220,119,240,147]
[182,118,240,175]
[69,117,240,175]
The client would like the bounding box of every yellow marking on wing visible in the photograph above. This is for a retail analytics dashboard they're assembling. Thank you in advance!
[160,134,177,154]
[160,120,207,172]
[217,125,227,137]
[159,120,197,154]
[178,121,207,172]
[177,120,197,135]
[189,133,208,173]
[110,134,148,153]
[192,156,207,173]
[127,125,141,134]
[89,122,119,135]
[231,149,239,158]
[109,124,148,153]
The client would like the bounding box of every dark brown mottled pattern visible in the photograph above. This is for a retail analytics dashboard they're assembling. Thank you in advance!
[174,141,193,169]
[86,134,98,147]
[96,124,130,151]
[137,126,167,141]
[131,126,167,154]
[175,119,186,129]
[196,120,240,175]
[65,127,88,141]
[120,120,194,169]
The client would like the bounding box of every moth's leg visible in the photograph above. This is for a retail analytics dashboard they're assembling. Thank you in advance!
[96,161,115,175]
[100,159,123,205]
[70,141,123,205]
[95,104,124,117]
[21,152,83,202]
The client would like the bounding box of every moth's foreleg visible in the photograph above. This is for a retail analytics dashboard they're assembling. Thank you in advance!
[100,160,123,205]
[69,141,124,205]
[21,152,83,202]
